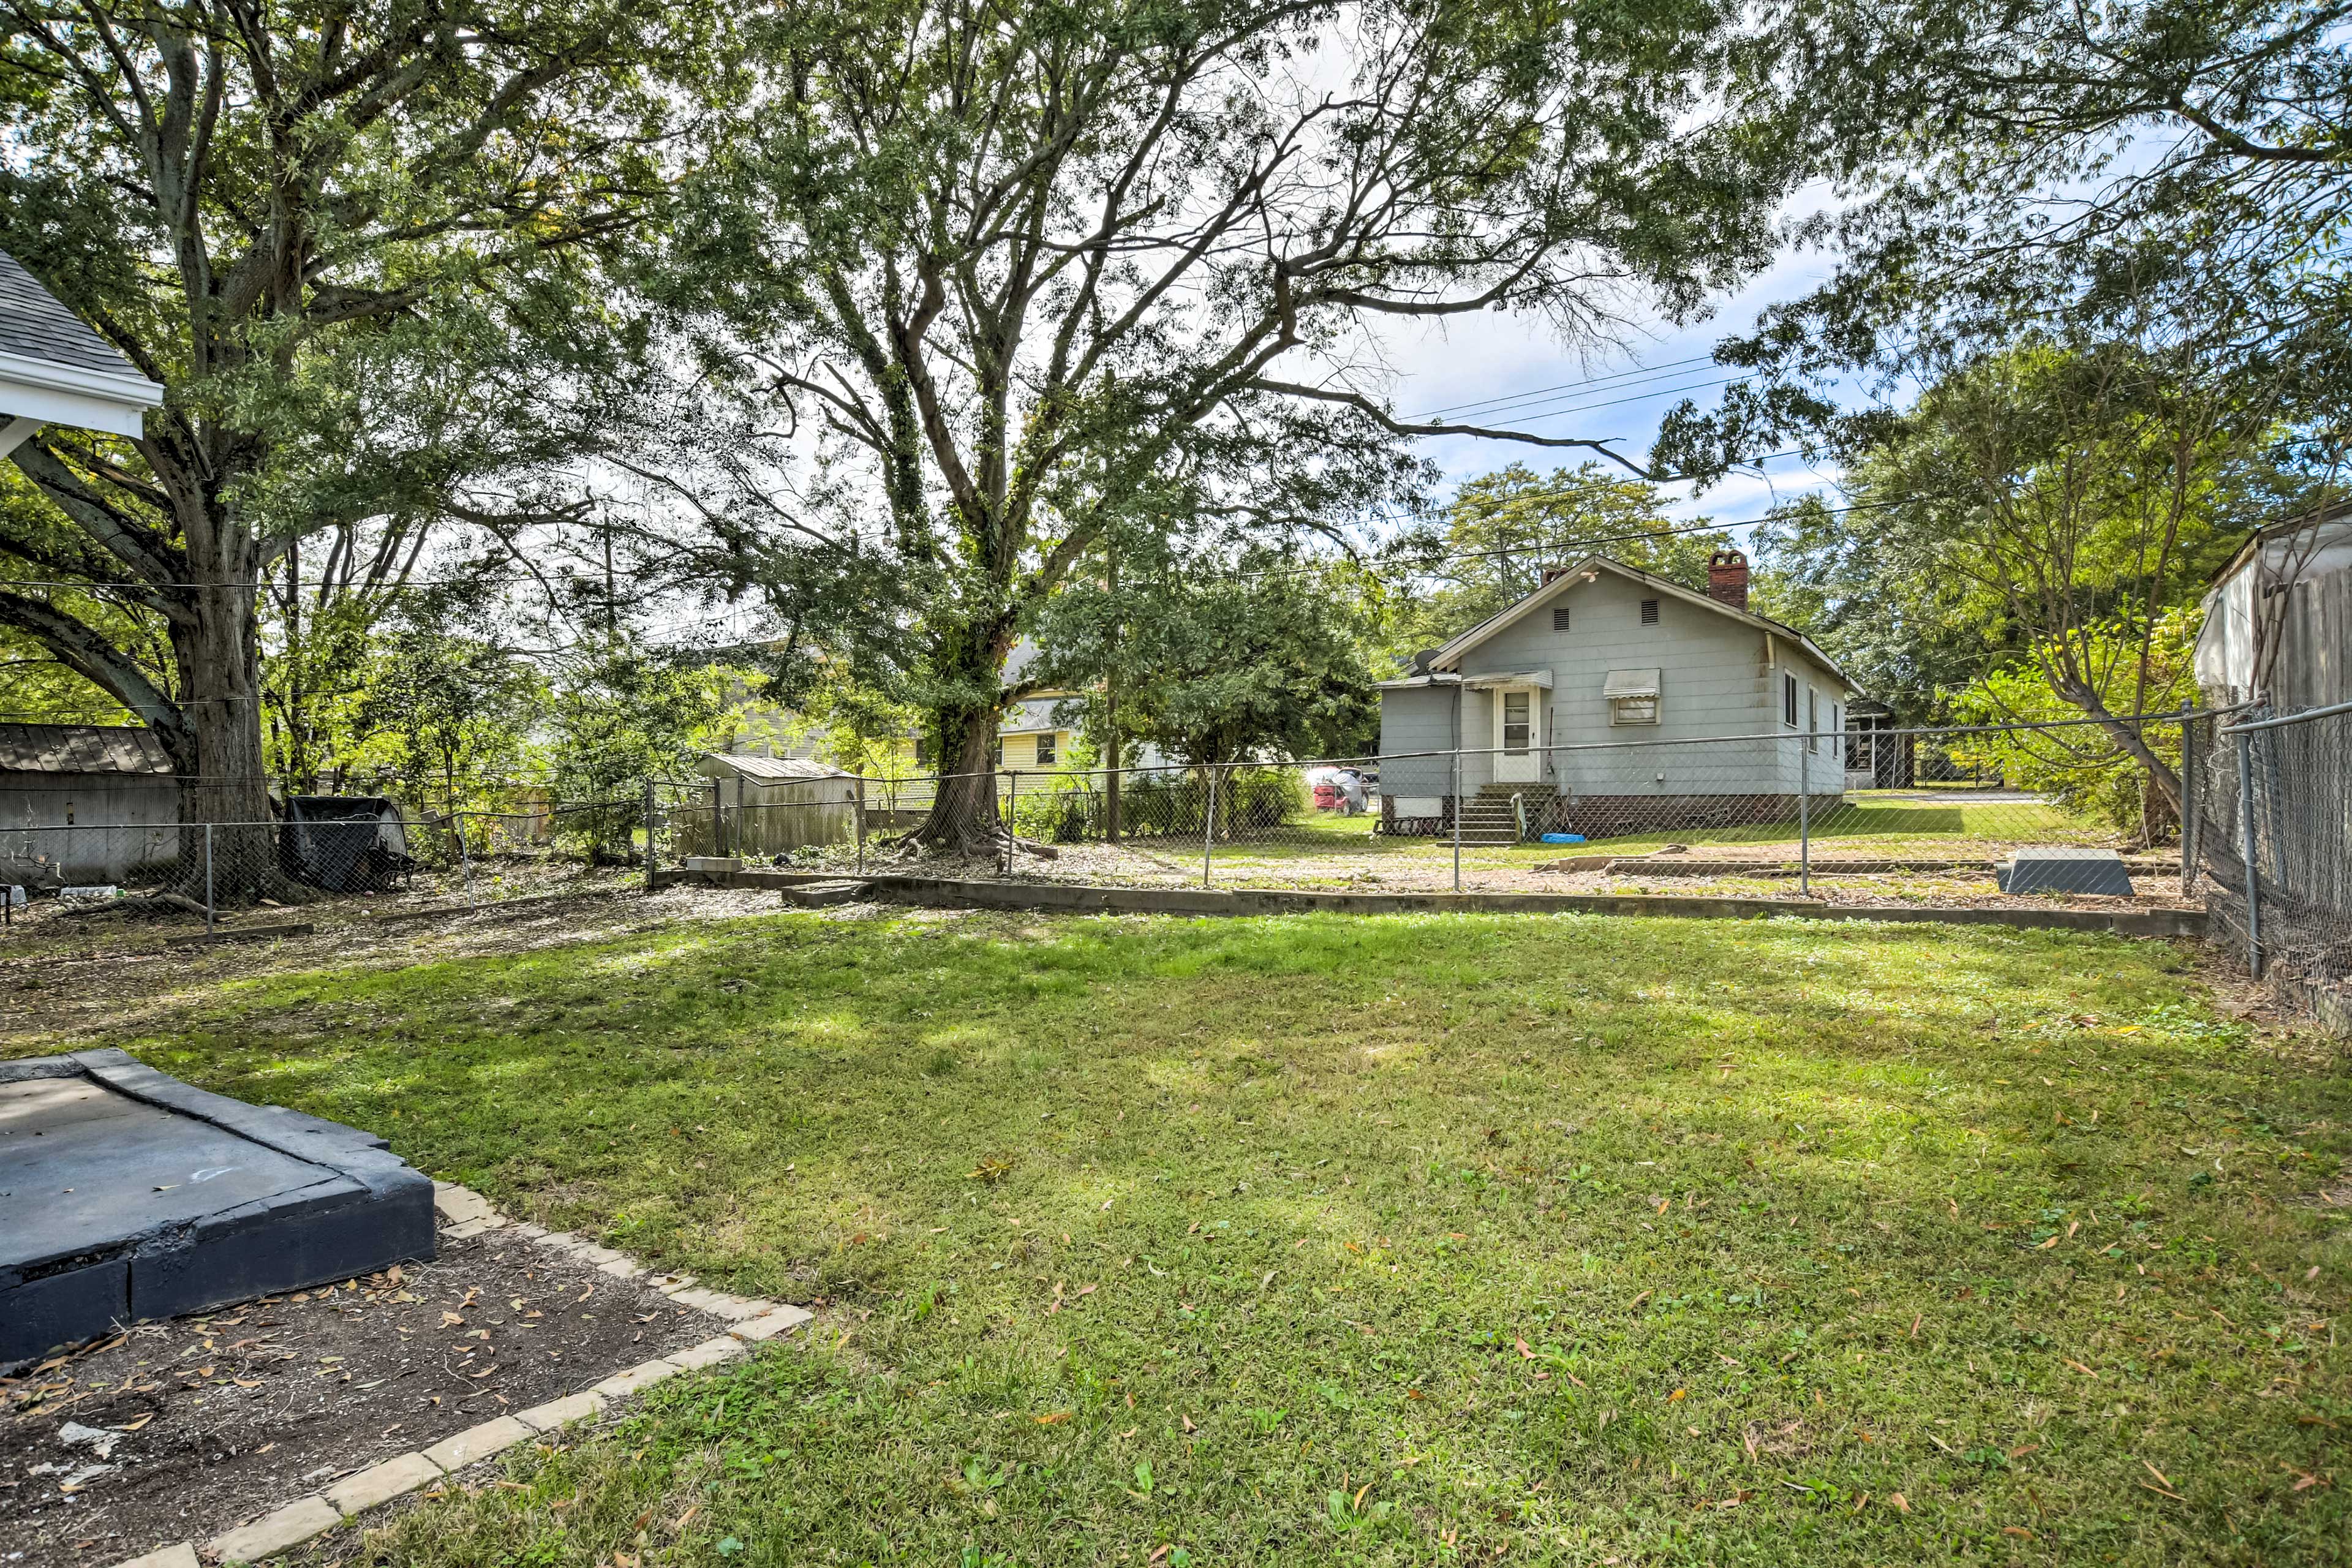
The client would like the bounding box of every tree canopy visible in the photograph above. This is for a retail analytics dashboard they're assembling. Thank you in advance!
[0,0,708,841]
[636,0,1811,850]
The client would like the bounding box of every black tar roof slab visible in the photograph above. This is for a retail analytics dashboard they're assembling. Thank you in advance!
[0,1050,433,1366]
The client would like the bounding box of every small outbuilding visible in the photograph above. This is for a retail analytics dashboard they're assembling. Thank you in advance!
[690,752,861,857]
[0,724,178,886]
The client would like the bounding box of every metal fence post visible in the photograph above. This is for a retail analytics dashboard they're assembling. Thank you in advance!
[855,775,867,875]
[2179,709,2196,897]
[1202,767,1218,888]
[2236,728,2261,979]
[709,776,722,859]
[457,812,477,909]
[1796,733,1811,897]
[642,778,657,892]
[1450,747,1463,894]
[204,822,216,933]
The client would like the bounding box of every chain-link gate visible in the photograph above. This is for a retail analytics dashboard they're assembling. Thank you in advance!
[2192,701,2352,1031]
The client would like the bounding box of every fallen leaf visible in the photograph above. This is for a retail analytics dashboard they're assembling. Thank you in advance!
[2010,1444,2040,1460]
[1888,1493,1910,1514]
[1515,1338,1536,1360]
[442,1313,466,1327]
[2037,1235,2062,1250]
[2064,1359,2098,1379]
[2003,1526,2035,1540]
[576,1285,594,1304]
[1654,1197,1670,1216]
[1035,1411,1072,1425]
[2139,1458,2171,1488]
[1182,1414,1196,1433]
[115,1414,154,1432]
[1667,1388,1686,1403]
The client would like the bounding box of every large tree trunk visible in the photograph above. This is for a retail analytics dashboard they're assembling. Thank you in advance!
[905,700,1005,854]
[170,519,279,901]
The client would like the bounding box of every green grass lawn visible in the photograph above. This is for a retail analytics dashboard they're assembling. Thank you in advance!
[1186,794,2108,879]
[31,910,2350,1565]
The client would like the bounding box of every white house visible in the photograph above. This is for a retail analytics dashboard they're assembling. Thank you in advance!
[1375,550,1859,839]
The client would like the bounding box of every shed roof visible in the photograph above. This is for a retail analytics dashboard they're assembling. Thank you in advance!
[698,751,851,782]
[0,723,175,777]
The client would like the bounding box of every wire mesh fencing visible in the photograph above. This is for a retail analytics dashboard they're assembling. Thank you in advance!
[0,787,658,940]
[647,714,2201,905]
[2192,702,2352,1031]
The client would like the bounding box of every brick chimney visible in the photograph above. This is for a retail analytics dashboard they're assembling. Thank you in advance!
[1707,548,1749,612]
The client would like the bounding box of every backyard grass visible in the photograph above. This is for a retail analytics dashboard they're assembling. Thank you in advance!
[1192,794,2106,877]
[26,909,2351,1565]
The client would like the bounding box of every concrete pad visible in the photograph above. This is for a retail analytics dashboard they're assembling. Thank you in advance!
[205,1494,341,1563]
[666,1335,748,1371]
[324,1450,443,1515]
[1,1051,434,1365]
[595,1254,645,1280]
[421,1413,533,1472]
[731,1304,814,1341]
[592,1357,682,1398]
[1998,846,2136,897]
[108,1543,198,1568]
[440,1217,502,1240]
[516,1389,606,1433]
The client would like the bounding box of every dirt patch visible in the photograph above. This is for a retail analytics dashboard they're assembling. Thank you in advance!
[0,1221,726,1568]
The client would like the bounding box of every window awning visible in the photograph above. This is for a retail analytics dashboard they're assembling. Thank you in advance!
[1460,669,1553,690]
[1603,668,1661,699]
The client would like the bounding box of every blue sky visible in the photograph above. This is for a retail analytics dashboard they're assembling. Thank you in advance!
[1377,247,1856,541]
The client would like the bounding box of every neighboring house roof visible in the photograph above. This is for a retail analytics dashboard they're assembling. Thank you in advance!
[1427,554,1860,694]
[0,250,164,439]
[0,723,174,777]
[699,752,850,782]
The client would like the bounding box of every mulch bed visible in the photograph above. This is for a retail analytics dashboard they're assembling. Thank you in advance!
[0,1221,725,1568]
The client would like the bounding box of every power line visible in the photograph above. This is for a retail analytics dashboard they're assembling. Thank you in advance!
[1409,355,1717,420]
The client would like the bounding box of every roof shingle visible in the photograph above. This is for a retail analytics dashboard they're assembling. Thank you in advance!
[0,250,148,382]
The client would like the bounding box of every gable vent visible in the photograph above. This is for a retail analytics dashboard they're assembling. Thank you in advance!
[1640,598,1660,625]
[1551,607,1571,631]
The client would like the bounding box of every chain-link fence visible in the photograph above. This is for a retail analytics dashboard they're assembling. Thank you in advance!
[646,714,2203,908]
[0,787,654,939]
[2192,701,2352,1032]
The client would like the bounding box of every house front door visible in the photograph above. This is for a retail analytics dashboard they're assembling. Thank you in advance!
[1492,686,1542,783]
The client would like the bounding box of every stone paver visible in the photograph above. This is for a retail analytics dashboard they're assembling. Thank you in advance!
[596,1254,645,1280]
[205,1495,341,1563]
[324,1450,443,1516]
[666,1335,748,1371]
[110,1544,198,1568]
[431,1182,499,1226]
[516,1390,606,1433]
[592,1357,683,1399]
[422,1413,534,1473]
[668,1284,766,1321]
[732,1305,815,1342]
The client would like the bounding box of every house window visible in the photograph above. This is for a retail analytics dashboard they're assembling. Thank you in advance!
[1604,668,1660,725]
[1640,598,1660,625]
[1782,673,1798,728]
[1552,606,1571,631]
[1807,688,1820,752]
[992,737,1005,767]
[1034,732,1057,767]
[1502,690,1532,753]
